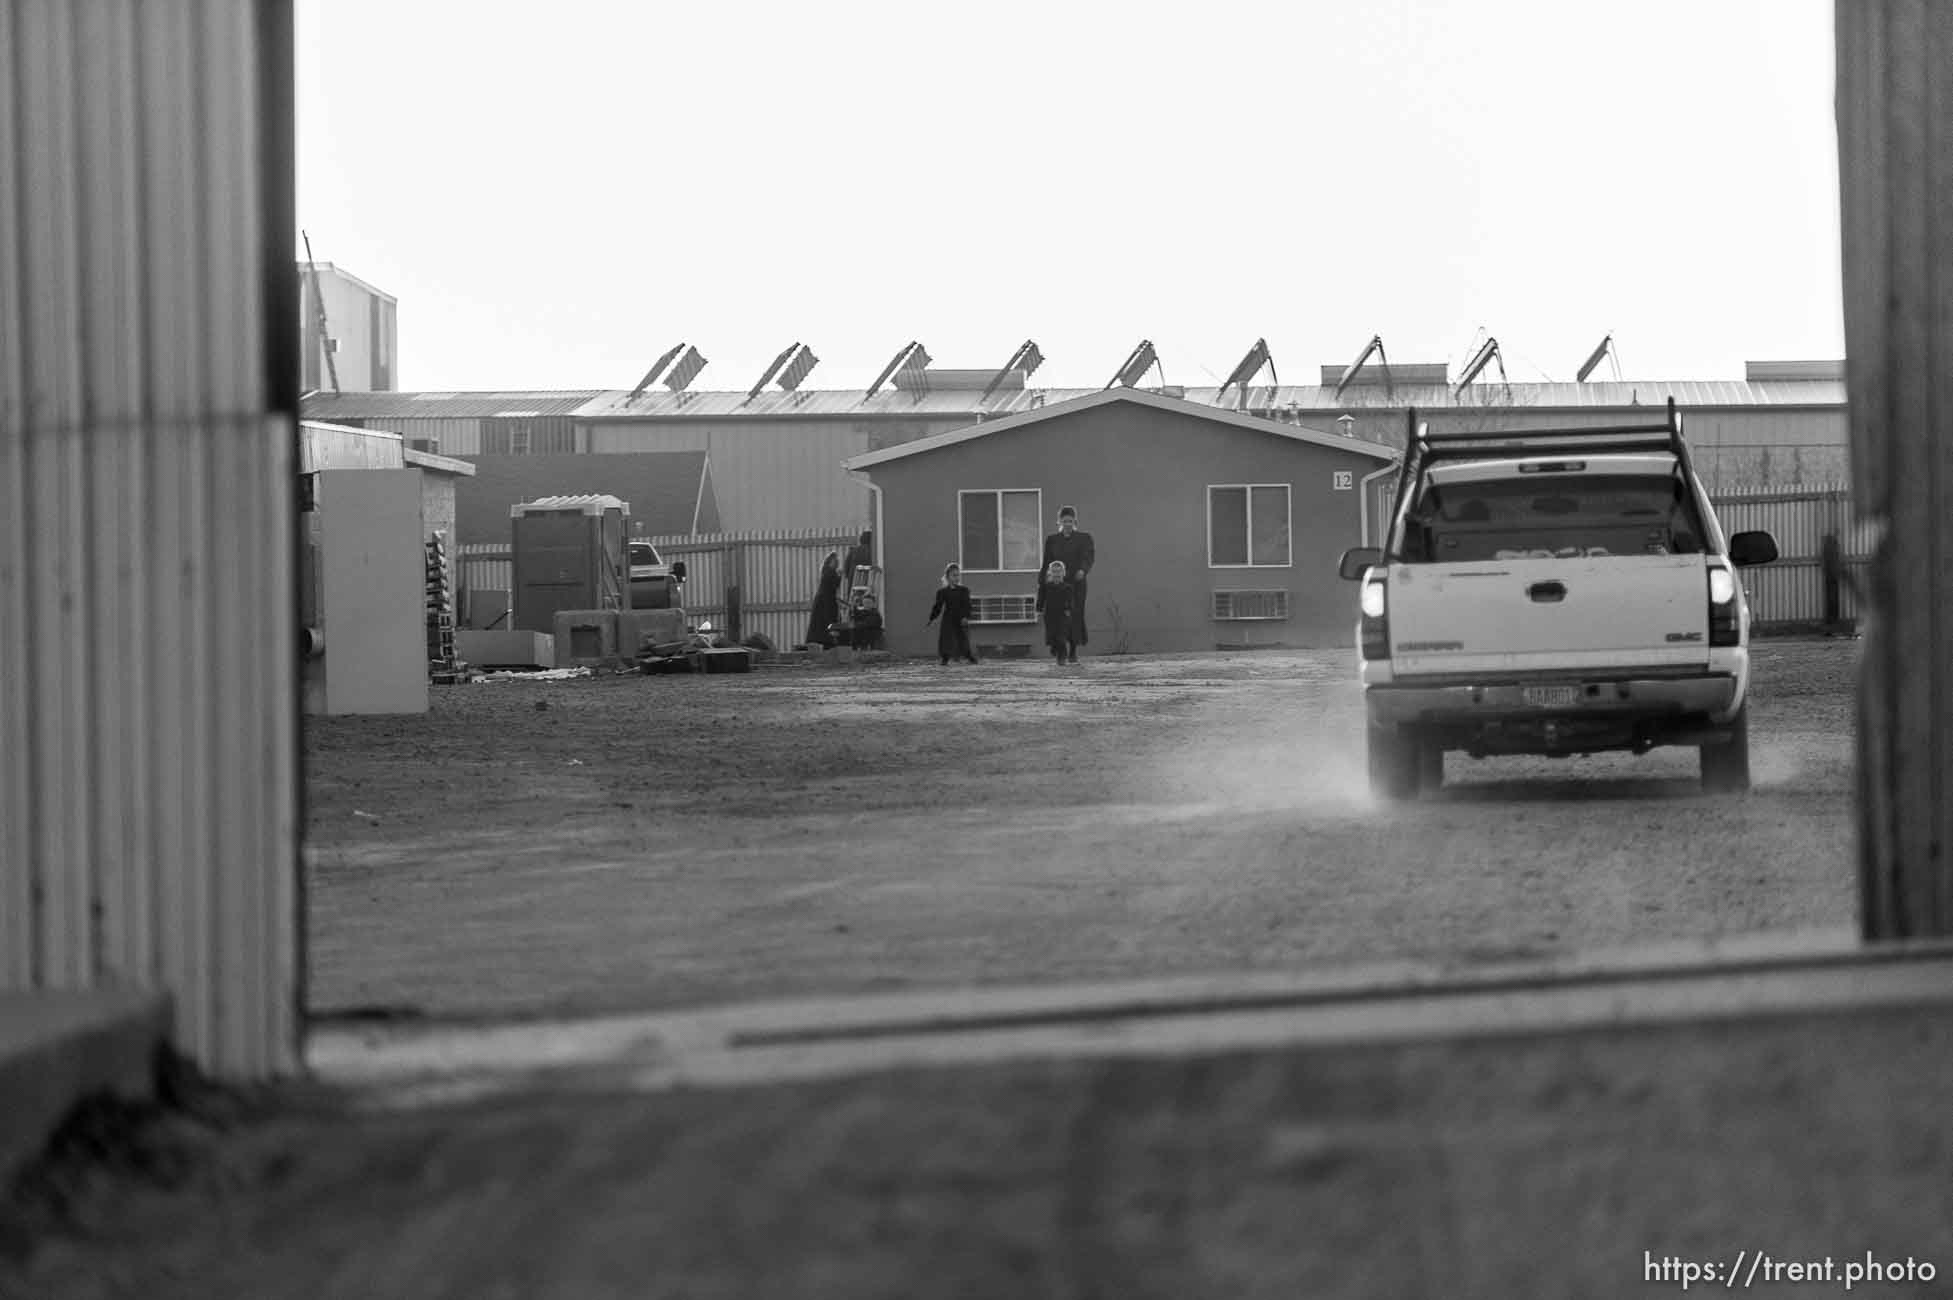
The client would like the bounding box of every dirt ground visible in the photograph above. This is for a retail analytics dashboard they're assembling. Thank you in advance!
[4,638,1915,1300]
[303,641,1860,1023]
[8,1001,1953,1299]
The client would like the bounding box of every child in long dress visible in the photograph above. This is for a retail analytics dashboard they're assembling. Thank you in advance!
[926,563,979,665]
[1035,559,1075,666]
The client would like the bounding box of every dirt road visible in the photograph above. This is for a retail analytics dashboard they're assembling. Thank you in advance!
[304,641,1860,1022]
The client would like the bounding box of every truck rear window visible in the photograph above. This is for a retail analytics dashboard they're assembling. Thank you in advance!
[1399,474,1706,563]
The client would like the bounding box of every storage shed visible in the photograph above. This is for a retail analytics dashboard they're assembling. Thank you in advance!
[844,388,1397,656]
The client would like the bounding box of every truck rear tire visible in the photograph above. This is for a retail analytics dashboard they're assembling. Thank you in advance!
[1368,723,1424,801]
[1699,704,1752,794]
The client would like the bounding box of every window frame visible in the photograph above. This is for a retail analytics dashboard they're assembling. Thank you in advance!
[1206,482,1294,569]
[957,488,1044,575]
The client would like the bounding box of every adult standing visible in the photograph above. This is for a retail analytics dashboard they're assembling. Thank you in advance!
[1042,506,1095,664]
[843,530,875,593]
[805,550,843,648]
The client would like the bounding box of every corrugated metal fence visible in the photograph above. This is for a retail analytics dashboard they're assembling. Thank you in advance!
[458,528,859,648]
[0,0,300,1078]
[1716,487,1873,629]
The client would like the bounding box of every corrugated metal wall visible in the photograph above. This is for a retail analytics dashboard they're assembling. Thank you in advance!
[585,419,877,530]
[648,530,858,650]
[1718,490,1874,627]
[0,0,300,1077]
[456,529,856,649]
[359,416,484,456]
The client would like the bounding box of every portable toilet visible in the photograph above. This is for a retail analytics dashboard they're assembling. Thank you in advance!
[510,494,631,633]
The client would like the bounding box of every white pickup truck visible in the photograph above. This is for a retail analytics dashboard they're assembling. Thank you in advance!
[1337,401,1780,799]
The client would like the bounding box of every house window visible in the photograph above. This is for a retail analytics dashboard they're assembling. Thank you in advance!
[1208,484,1292,567]
[959,489,1042,573]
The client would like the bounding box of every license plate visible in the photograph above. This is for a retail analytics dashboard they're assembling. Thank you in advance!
[1522,685,1582,708]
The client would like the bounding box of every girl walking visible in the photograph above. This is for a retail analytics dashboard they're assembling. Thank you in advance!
[1035,559,1076,667]
[925,563,979,665]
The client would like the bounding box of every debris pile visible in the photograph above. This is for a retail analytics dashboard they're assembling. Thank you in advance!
[637,630,756,675]
[470,667,594,683]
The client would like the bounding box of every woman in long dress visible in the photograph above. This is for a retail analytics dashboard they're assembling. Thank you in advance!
[805,550,843,648]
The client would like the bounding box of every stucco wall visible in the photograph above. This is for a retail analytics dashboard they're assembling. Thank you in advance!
[865,401,1393,656]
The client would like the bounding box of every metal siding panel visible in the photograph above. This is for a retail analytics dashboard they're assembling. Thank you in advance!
[0,437,27,988]
[0,0,300,1077]
[262,417,300,1074]
[20,2,90,986]
[587,422,708,454]
[76,1,145,424]
[2,5,27,983]
[364,416,479,455]
[140,1,199,423]
[20,0,85,427]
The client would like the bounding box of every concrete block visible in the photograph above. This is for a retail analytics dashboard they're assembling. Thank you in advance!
[620,608,688,653]
[0,989,171,1188]
[693,648,755,673]
[456,629,555,670]
[552,610,622,667]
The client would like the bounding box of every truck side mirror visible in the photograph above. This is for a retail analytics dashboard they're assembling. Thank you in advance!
[1727,531,1779,567]
[671,560,688,582]
[1338,547,1383,581]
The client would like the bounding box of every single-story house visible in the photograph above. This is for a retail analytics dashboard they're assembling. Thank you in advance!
[842,387,1398,656]
[451,451,720,547]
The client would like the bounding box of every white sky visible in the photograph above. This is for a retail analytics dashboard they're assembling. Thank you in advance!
[296,0,1845,393]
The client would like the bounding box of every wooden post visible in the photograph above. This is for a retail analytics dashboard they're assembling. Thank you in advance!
[1837,0,1953,937]
[727,544,746,642]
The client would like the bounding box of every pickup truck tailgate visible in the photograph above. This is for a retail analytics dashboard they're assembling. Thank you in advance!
[1387,555,1709,677]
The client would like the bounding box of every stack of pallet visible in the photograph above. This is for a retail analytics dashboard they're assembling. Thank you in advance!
[426,533,459,684]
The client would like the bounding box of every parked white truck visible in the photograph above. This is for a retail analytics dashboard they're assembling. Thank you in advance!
[1338,401,1780,799]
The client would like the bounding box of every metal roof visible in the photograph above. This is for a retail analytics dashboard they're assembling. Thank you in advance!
[845,387,1398,471]
[510,493,631,516]
[577,378,1845,420]
[301,390,604,419]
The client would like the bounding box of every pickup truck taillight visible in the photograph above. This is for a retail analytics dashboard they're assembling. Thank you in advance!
[1360,576,1390,660]
[1707,563,1740,647]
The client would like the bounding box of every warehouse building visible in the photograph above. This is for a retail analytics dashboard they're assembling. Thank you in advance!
[299,261,399,393]
[299,357,1848,541]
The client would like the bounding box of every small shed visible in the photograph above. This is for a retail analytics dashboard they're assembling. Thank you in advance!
[843,388,1397,656]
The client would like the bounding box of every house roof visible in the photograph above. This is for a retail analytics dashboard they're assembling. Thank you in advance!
[300,390,604,419]
[841,386,1400,471]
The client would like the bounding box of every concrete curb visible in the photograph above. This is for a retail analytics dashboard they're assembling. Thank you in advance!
[309,926,1953,1104]
[0,989,172,1188]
